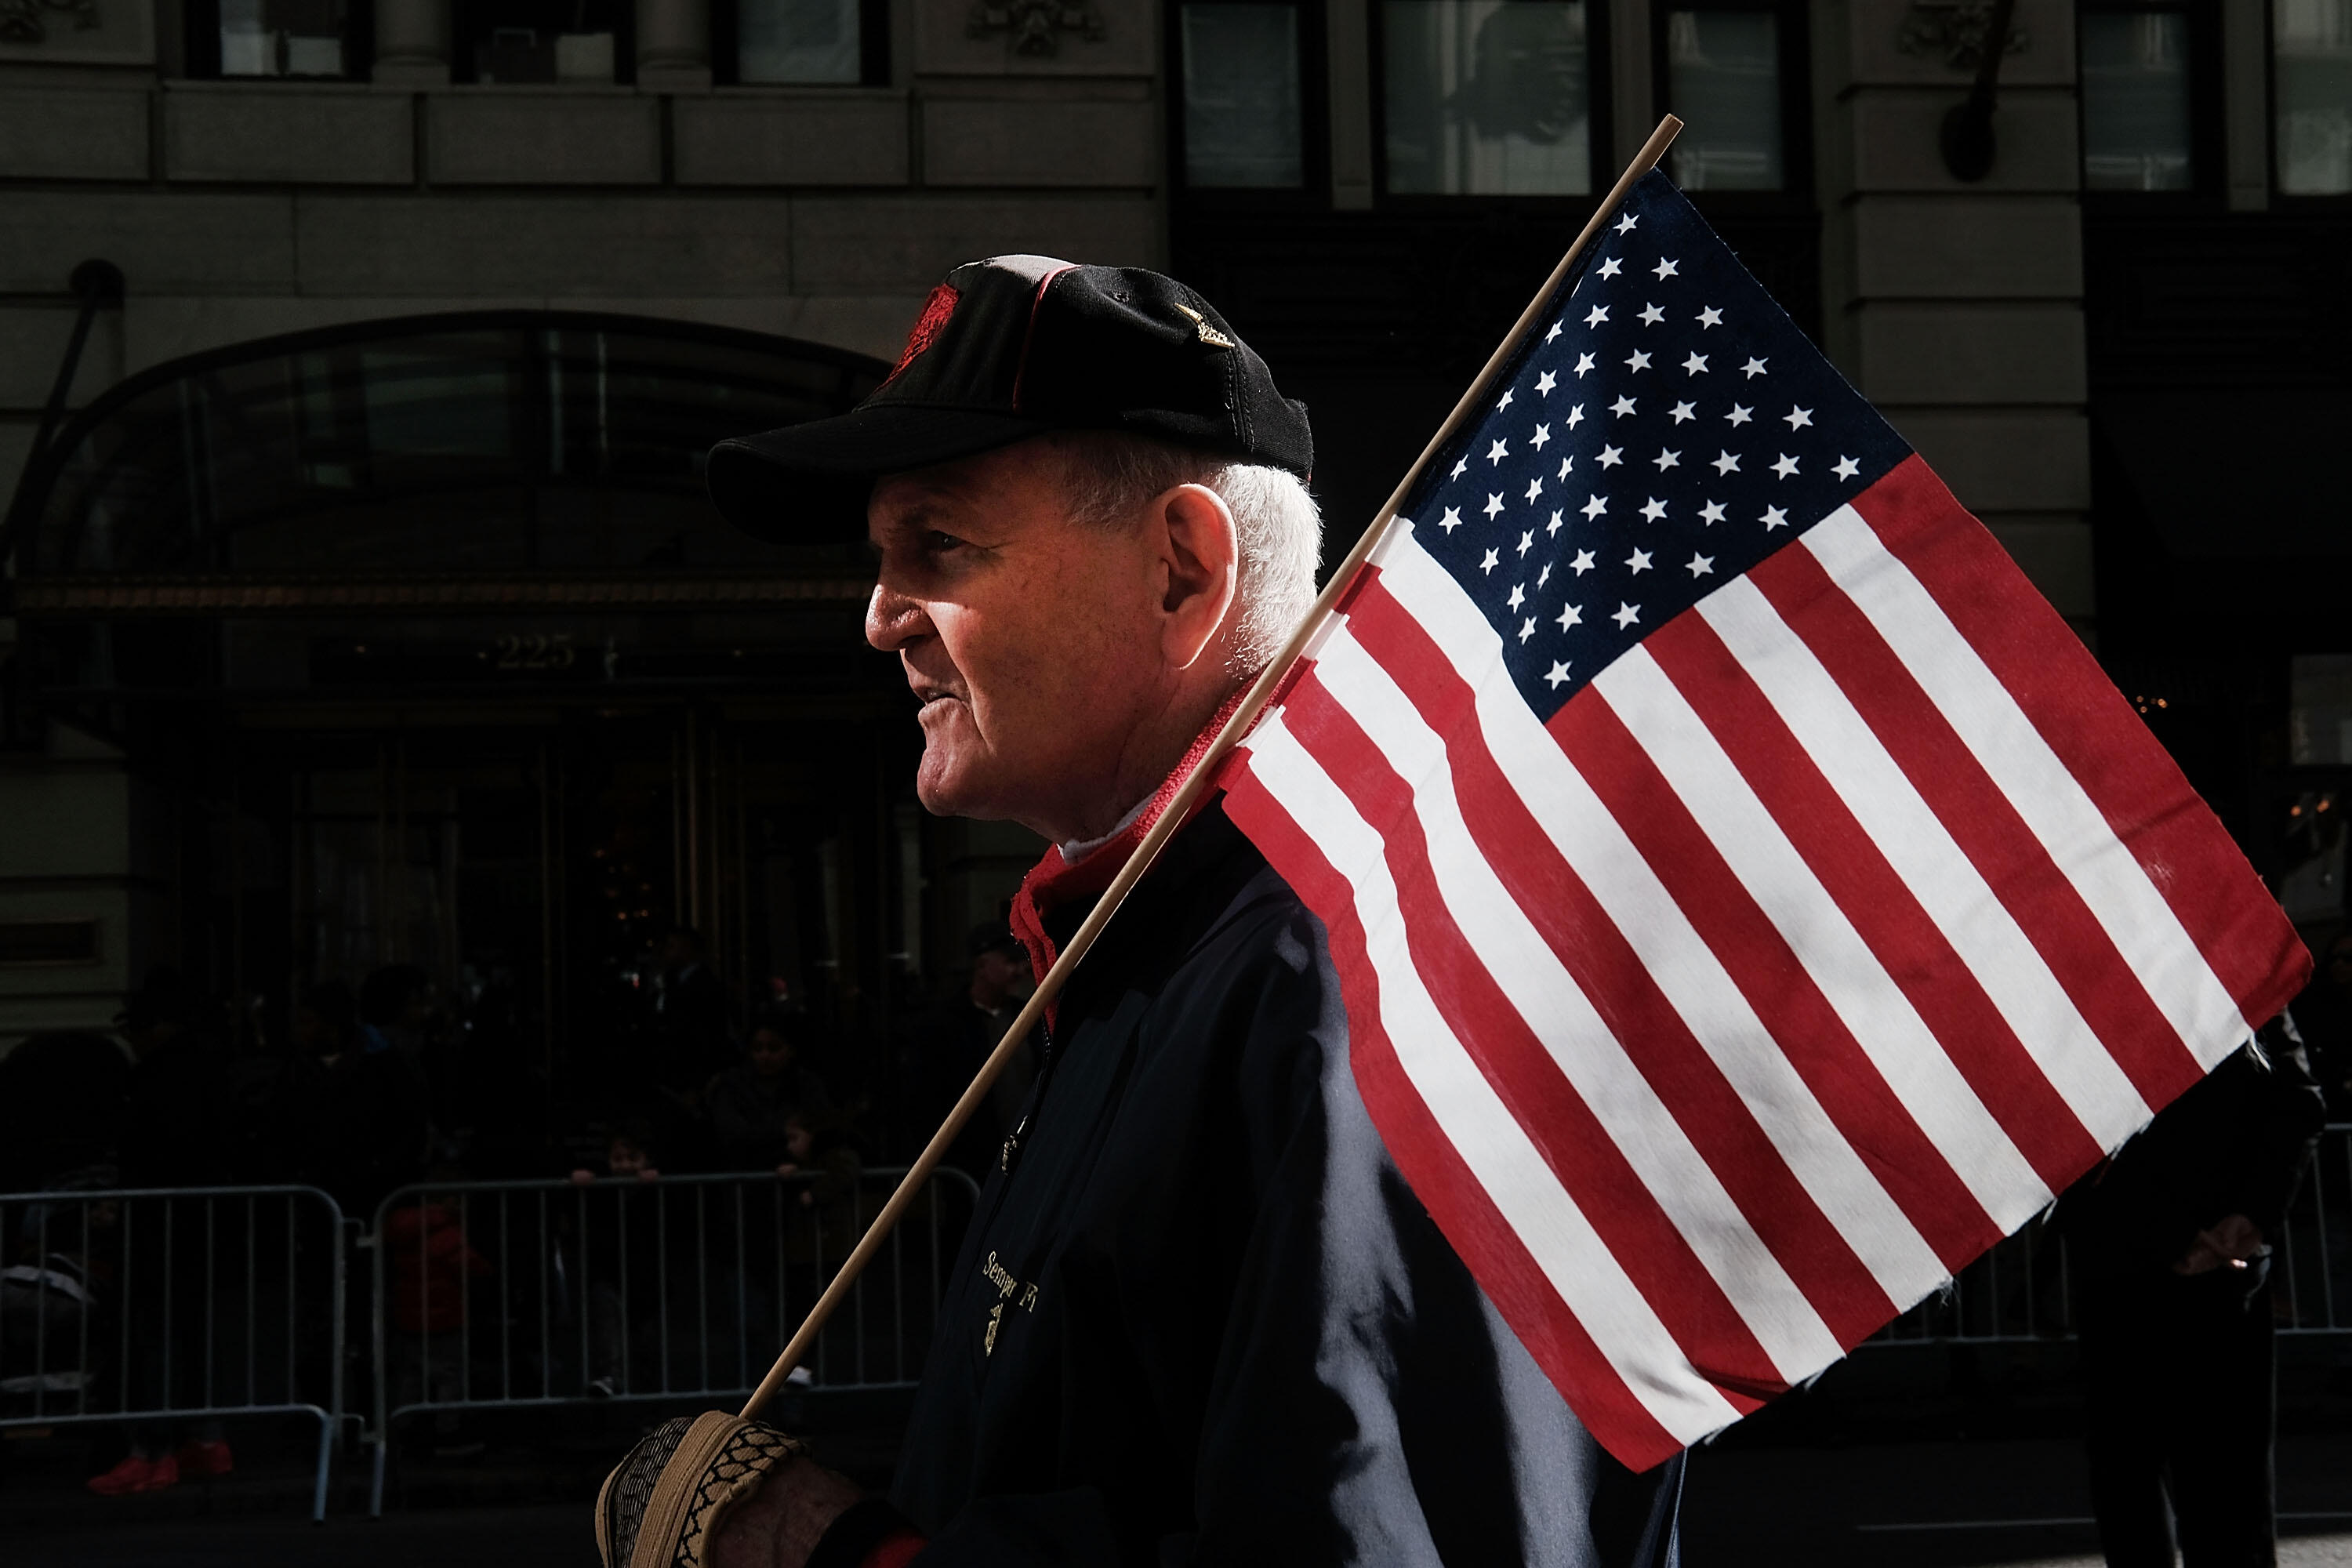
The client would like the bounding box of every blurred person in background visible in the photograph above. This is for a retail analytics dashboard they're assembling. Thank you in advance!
[2060,1018,2327,1568]
[708,1013,840,1174]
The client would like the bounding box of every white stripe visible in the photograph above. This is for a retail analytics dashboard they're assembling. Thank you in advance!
[1373,528,1953,1299]
[1594,645,2053,1232]
[1802,506,2249,1071]
[1242,713,1741,1443]
[1694,575,2152,1134]
[1316,625,1843,1381]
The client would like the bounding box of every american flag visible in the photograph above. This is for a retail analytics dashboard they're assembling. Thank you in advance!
[1215,171,2310,1468]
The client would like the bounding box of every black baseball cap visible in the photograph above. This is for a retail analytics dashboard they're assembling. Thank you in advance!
[706,254,1313,543]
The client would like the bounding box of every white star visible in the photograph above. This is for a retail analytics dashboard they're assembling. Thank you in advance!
[1670,401,1696,423]
[1686,552,1715,578]
[1711,449,1741,475]
[1624,350,1653,372]
[1653,448,1680,471]
[1610,395,1638,418]
[1697,306,1722,328]
[1584,305,1610,328]
[1582,493,1609,520]
[1544,321,1563,343]
[1762,505,1788,529]
[1497,390,1516,413]
[1479,547,1500,573]
[1784,405,1813,430]
[1565,403,1586,429]
[1556,458,1573,480]
[1574,353,1597,377]
[1772,452,1800,479]
[1537,562,1552,586]
[1483,492,1505,518]
[1626,547,1653,575]
[1487,438,1509,465]
[1833,456,1860,481]
[1682,352,1709,375]
[1544,660,1572,688]
[1556,601,1584,629]
[1598,256,1624,278]
[1439,506,1463,532]
[1570,550,1596,575]
[1536,370,1557,396]
[1524,477,1544,503]
[1614,212,1639,234]
[1698,499,1726,524]
[1639,302,1665,326]
[1530,423,1551,450]
[1640,496,1668,522]
[1506,582,1526,609]
[1653,258,1679,280]
[1742,357,1769,379]
[1612,601,1642,630]
[1518,616,1537,644]
[1596,445,1623,469]
[1546,510,1565,536]
[1450,456,1468,479]
[1726,404,1753,426]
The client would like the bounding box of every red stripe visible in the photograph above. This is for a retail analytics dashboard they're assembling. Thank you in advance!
[1220,757,1702,1472]
[1643,609,2107,1194]
[1279,673,1792,1399]
[1849,458,2310,1028]
[1745,540,2206,1109]
[1342,579,1899,1345]
[1548,688,2002,1273]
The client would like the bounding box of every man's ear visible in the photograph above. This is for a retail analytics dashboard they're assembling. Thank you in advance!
[1155,484,1240,672]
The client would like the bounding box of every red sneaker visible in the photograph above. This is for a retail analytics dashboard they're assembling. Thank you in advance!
[174,1439,234,1479]
[86,1454,180,1495]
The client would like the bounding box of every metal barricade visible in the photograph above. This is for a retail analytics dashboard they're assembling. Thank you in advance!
[366,1164,979,1515]
[1867,1123,2352,1346]
[0,1184,347,1521]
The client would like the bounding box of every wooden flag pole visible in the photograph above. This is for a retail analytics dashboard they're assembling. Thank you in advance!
[739,114,1684,1421]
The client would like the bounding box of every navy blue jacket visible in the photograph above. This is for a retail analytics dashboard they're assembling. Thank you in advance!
[891,803,1684,1565]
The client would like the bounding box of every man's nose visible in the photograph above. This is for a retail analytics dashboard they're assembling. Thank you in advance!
[866,581,929,653]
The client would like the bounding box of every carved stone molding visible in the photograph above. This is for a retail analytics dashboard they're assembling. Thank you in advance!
[0,0,101,45]
[1896,0,2027,73]
[964,0,1105,56]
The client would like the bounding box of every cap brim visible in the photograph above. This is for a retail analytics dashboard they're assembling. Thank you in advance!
[706,404,1046,543]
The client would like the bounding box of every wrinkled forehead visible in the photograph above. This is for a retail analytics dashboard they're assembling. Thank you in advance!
[866,437,1069,540]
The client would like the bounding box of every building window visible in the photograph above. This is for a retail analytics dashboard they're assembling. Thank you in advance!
[737,0,862,82]
[1381,0,1594,196]
[207,0,358,76]
[455,0,626,82]
[1660,8,1784,191]
[1181,2,1308,187]
[2275,0,2352,194]
[2078,8,2195,191]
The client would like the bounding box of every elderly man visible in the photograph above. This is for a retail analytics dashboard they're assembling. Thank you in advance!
[594,258,1683,1568]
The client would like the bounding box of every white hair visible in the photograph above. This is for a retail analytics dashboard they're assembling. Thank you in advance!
[1047,432,1323,679]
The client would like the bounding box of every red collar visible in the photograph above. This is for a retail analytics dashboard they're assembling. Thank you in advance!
[1007,687,1254,1005]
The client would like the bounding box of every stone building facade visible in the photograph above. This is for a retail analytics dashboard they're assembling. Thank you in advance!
[0,0,2343,1053]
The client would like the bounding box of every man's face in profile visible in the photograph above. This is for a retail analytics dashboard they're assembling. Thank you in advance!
[864,441,1164,839]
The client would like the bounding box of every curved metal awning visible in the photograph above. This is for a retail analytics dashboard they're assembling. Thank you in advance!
[5,310,889,613]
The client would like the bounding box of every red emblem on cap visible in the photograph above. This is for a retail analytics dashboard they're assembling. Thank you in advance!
[885,284,960,384]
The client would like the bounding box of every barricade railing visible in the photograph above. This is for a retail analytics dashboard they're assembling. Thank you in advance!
[0,1183,347,1520]
[1868,1123,2352,1345]
[365,1164,980,1515]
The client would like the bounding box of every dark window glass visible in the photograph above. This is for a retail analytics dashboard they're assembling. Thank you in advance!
[2079,10,2193,191]
[739,0,862,82]
[1182,2,1306,187]
[219,0,353,76]
[1382,0,1592,195]
[457,0,624,82]
[1664,9,1782,190]
[2276,0,2352,194]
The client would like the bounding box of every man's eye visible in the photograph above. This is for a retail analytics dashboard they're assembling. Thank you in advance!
[923,530,965,554]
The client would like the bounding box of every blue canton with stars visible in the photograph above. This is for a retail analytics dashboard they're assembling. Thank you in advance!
[1398,171,1914,720]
